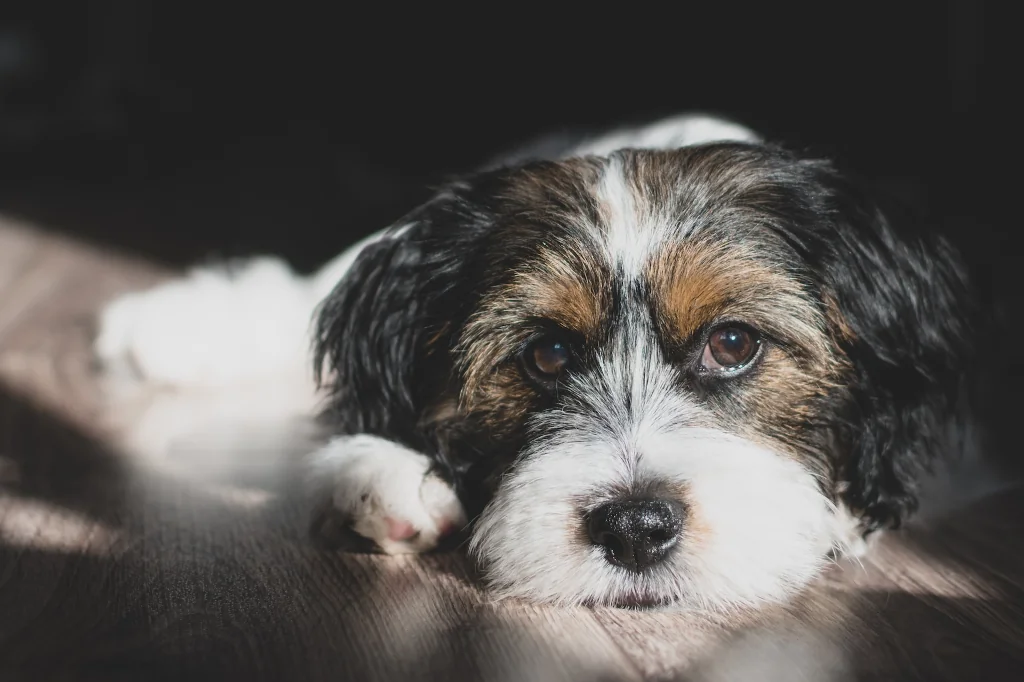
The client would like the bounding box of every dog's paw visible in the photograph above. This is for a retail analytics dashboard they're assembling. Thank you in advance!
[94,257,316,387]
[309,435,466,554]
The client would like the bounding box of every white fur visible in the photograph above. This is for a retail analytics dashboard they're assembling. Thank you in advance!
[830,501,871,559]
[596,155,657,280]
[92,113,850,604]
[591,116,755,282]
[471,426,840,610]
[307,434,466,554]
[94,225,404,389]
[470,313,842,610]
[571,113,761,157]
[95,256,321,387]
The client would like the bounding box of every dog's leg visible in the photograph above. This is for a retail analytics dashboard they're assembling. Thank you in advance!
[307,434,467,554]
[95,228,391,388]
[94,256,319,387]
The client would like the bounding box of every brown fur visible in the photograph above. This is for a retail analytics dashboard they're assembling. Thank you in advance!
[446,148,857,492]
[456,160,611,424]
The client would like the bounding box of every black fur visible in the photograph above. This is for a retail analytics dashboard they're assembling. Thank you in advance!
[312,140,981,537]
[799,162,979,530]
[312,183,503,499]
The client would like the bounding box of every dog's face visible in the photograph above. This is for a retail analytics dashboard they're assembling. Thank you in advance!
[316,144,974,609]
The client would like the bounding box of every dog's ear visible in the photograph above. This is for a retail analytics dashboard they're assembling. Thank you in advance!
[312,184,493,454]
[806,163,978,531]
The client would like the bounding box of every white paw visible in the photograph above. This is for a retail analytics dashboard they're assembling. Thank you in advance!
[94,257,318,388]
[309,435,467,554]
[830,501,874,560]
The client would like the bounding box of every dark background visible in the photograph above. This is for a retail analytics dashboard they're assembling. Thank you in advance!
[0,2,1014,302]
[2,8,1024,680]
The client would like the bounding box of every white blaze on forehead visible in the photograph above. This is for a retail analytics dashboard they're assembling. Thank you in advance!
[595,155,663,280]
[585,113,761,280]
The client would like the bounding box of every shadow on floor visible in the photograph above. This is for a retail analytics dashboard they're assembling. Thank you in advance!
[3,375,1024,681]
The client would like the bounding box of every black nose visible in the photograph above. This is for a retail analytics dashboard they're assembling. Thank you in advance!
[587,499,684,571]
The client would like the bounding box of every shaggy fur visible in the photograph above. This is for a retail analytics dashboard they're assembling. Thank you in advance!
[95,114,983,610]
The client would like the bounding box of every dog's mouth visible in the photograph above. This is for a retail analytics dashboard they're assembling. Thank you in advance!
[613,593,672,610]
[581,589,674,610]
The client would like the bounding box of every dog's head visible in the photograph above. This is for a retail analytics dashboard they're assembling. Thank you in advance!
[315,143,976,609]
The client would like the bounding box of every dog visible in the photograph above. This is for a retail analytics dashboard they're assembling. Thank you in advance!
[95,113,984,610]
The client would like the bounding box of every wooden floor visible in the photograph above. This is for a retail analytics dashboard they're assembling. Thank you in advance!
[2,215,1023,681]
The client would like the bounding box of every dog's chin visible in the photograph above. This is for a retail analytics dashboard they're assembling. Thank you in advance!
[478,550,828,612]
[485,565,682,610]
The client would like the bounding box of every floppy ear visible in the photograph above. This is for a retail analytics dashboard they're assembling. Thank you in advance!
[312,185,494,460]
[808,164,979,531]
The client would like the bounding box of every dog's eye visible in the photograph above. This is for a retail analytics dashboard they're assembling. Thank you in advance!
[701,326,760,372]
[531,339,570,376]
[522,336,572,386]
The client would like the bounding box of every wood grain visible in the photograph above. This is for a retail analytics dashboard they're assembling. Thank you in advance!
[1,216,1022,681]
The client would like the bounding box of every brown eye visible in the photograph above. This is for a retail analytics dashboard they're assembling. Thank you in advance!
[701,326,760,372]
[532,340,570,376]
[522,336,573,388]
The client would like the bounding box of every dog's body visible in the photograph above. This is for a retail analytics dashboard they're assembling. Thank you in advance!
[96,114,986,610]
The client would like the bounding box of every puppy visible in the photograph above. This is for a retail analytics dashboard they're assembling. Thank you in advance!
[95,114,983,610]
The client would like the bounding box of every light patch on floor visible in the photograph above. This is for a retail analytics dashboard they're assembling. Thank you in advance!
[0,494,121,555]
